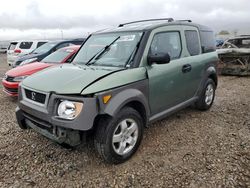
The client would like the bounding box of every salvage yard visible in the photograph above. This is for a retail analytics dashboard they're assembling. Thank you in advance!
[0,53,249,187]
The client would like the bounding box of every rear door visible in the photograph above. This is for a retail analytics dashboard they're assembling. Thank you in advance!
[181,25,204,99]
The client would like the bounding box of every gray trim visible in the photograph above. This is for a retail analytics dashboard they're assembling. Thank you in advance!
[96,79,150,125]
[21,85,49,108]
[149,97,198,123]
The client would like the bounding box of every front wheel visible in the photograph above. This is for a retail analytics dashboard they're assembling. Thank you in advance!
[195,78,216,111]
[94,107,143,164]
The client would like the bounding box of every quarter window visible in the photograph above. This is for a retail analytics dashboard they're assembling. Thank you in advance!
[37,42,47,48]
[200,31,216,53]
[19,42,33,49]
[150,32,182,60]
[185,30,200,56]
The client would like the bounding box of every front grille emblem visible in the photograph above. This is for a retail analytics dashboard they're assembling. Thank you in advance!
[31,92,36,101]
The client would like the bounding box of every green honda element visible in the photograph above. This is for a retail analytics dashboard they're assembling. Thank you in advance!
[16,18,218,164]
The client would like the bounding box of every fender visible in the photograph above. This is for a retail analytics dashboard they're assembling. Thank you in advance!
[97,79,150,125]
[196,64,218,97]
[104,88,149,116]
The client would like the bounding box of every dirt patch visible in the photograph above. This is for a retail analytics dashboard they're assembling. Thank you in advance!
[0,54,249,187]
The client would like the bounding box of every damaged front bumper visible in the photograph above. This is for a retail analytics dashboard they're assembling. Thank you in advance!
[16,85,98,146]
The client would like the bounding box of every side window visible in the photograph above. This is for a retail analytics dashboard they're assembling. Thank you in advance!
[37,42,47,48]
[200,31,216,53]
[150,32,182,60]
[185,30,200,56]
[56,43,70,50]
[19,42,33,49]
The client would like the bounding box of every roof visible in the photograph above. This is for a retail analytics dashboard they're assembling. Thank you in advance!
[94,18,213,34]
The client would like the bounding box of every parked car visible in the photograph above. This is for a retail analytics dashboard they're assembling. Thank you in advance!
[2,45,80,96]
[16,18,218,164]
[7,40,48,66]
[0,41,10,53]
[12,39,84,68]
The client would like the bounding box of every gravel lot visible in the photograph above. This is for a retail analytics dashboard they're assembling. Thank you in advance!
[0,53,249,187]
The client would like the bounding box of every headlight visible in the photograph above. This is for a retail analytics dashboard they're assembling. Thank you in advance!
[13,75,28,82]
[57,100,83,120]
[20,58,37,66]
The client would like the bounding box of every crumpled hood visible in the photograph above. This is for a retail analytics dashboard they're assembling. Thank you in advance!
[6,62,52,77]
[22,64,123,94]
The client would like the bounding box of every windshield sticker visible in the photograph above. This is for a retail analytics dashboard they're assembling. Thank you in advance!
[118,35,136,41]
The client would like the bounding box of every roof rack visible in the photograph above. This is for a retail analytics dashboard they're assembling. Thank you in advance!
[177,19,192,22]
[118,18,174,27]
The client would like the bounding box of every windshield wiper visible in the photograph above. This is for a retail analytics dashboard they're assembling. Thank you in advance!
[86,36,120,66]
[124,41,140,68]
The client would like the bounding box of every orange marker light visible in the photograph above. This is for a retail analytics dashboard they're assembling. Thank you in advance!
[103,95,112,104]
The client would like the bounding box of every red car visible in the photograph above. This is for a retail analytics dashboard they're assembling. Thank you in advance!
[2,45,80,96]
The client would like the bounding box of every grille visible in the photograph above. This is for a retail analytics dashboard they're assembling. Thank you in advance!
[5,76,15,82]
[25,89,46,104]
[4,86,18,93]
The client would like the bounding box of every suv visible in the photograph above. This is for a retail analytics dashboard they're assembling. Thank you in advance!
[12,39,84,68]
[7,40,48,66]
[16,18,218,164]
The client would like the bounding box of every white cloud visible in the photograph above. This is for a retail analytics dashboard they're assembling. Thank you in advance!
[0,0,249,40]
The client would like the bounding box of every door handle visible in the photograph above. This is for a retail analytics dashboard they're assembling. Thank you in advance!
[182,64,192,73]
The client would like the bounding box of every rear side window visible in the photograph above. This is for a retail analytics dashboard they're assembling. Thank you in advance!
[150,31,182,60]
[72,41,84,45]
[37,42,47,48]
[200,31,216,53]
[55,43,70,50]
[185,30,200,56]
[8,42,17,50]
[19,42,33,49]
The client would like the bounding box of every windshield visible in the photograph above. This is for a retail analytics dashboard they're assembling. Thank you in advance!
[72,32,143,67]
[33,42,58,54]
[42,49,73,64]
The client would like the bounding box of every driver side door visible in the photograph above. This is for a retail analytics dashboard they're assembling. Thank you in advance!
[146,27,190,116]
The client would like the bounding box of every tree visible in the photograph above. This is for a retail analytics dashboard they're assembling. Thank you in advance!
[218,30,230,35]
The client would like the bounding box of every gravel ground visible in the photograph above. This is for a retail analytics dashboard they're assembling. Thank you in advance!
[0,53,249,188]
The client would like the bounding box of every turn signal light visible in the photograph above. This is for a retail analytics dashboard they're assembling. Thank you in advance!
[103,95,112,104]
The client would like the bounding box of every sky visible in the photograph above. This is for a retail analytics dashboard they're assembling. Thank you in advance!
[0,0,250,41]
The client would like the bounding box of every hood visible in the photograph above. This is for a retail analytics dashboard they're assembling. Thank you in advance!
[22,64,123,94]
[6,62,52,77]
[18,53,42,61]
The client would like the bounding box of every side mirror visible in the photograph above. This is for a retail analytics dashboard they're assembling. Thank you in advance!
[147,52,171,65]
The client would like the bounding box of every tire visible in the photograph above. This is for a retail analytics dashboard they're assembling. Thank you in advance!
[195,78,216,111]
[94,107,144,164]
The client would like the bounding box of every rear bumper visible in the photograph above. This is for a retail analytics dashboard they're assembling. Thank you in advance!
[2,79,19,96]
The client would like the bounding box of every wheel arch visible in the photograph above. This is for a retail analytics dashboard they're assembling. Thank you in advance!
[100,88,150,127]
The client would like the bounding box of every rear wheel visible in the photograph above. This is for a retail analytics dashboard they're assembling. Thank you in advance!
[94,107,143,164]
[195,78,216,110]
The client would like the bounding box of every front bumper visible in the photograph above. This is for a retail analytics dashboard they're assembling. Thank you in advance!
[16,87,99,145]
[2,79,19,96]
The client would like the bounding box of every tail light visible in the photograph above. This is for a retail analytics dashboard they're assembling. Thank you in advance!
[14,49,21,53]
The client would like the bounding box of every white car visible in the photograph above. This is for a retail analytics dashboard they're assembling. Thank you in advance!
[7,40,48,66]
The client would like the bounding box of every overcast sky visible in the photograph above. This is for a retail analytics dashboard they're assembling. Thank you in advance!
[0,0,250,41]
